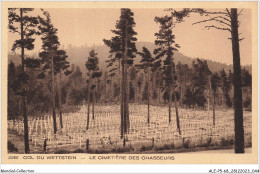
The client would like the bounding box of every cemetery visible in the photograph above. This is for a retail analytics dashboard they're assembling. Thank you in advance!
[7,8,252,155]
[8,104,252,153]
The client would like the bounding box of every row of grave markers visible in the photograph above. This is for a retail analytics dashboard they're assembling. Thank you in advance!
[8,105,252,152]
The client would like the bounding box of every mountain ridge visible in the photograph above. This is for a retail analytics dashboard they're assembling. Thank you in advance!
[8,42,252,74]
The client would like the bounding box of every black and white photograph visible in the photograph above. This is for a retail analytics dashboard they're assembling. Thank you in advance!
[1,1,258,167]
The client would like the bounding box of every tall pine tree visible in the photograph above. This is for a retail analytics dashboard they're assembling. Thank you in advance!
[137,47,156,124]
[54,50,71,129]
[38,10,61,134]
[85,49,102,129]
[8,8,39,153]
[104,8,137,140]
[154,15,181,134]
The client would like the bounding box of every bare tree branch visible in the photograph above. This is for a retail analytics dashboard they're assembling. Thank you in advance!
[238,21,241,27]
[238,8,244,16]
[24,24,30,32]
[214,18,231,27]
[213,16,231,23]
[170,8,229,23]
[226,8,231,19]
[192,17,231,27]
[205,25,231,32]
[190,9,228,15]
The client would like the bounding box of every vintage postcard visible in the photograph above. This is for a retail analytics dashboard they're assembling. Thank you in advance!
[1,1,258,165]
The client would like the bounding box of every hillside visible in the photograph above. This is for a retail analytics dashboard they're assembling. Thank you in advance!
[8,42,252,74]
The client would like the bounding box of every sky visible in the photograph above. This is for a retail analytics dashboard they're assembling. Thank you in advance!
[8,8,252,65]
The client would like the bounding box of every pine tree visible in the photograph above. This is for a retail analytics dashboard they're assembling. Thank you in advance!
[8,8,39,153]
[137,73,144,103]
[54,50,71,129]
[154,15,181,134]
[8,61,18,119]
[129,66,137,102]
[38,10,61,134]
[241,68,252,98]
[67,66,84,106]
[137,47,156,124]
[176,62,190,105]
[241,68,252,109]
[176,62,183,104]
[211,73,221,126]
[104,54,120,103]
[85,49,102,129]
[183,88,194,108]
[154,68,163,104]
[104,8,137,139]
[220,69,232,107]
[191,59,211,107]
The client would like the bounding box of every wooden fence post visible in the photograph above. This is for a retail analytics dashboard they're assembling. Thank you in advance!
[86,139,89,152]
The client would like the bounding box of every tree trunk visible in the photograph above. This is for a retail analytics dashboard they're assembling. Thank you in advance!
[121,59,125,139]
[213,92,216,126]
[125,63,130,133]
[230,8,244,153]
[110,76,113,101]
[118,60,121,102]
[184,71,187,94]
[172,62,180,134]
[86,76,91,130]
[158,87,160,105]
[124,24,130,134]
[208,76,212,111]
[134,80,137,103]
[58,72,63,129]
[20,9,30,154]
[207,90,210,112]
[139,86,141,103]
[173,87,181,134]
[222,90,224,105]
[147,66,150,124]
[180,79,183,105]
[51,51,57,135]
[169,77,172,123]
[151,70,155,105]
[92,79,96,120]
[104,74,107,103]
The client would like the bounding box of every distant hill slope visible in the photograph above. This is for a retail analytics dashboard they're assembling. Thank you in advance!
[8,42,252,74]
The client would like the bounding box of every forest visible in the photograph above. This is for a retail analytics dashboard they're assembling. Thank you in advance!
[7,8,252,154]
